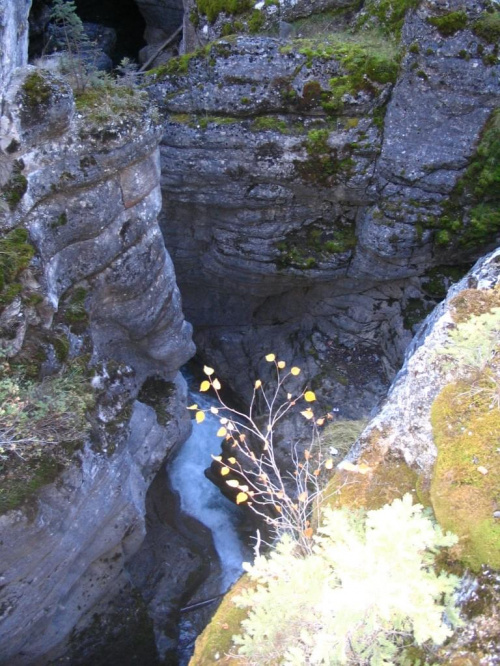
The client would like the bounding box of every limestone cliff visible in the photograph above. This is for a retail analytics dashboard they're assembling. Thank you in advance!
[0,8,196,661]
[151,0,499,417]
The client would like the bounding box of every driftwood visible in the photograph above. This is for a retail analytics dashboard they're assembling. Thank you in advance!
[180,593,225,614]
[138,24,183,73]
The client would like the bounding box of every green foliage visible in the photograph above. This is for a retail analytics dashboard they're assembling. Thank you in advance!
[0,358,94,513]
[276,222,357,269]
[75,82,149,129]
[431,378,500,570]
[0,228,34,309]
[473,10,500,43]
[427,11,468,37]
[357,0,420,38]
[293,33,400,116]
[21,71,53,109]
[232,495,460,664]
[50,0,90,92]
[196,0,253,23]
[248,9,265,33]
[251,116,288,133]
[437,307,500,374]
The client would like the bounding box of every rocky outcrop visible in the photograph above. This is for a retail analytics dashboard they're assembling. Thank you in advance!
[348,245,500,475]
[152,0,499,412]
[0,389,190,665]
[0,53,195,663]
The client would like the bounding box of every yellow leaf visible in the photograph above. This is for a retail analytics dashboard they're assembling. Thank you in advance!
[220,467,230,476]
[210,406,219,414]
[324,459,333,470]
[274,504,282,513]
[277,360,286,369]
[304,450,311,460]
[276,491,284,499]
[227,421,235,431]
[313,469,320,476]
[263,439,269,450]
[265,353,276,362]
[195,411,205,424]
[301,409,314,420]
[200,380,210,392]
[239,433,246,442]
[187,403,198,410]
[217,427,227,437]
[304,390,316,402]
[236,492,248,504]
[213,378,222,390]
[303,527,313,539]
[298,491,308,502]
[212,455,222,462]
[337,461,358,473]
[203,366,215,376]
[227,457,236,464]
[255,379,262,389]
[220,417,228,425]
[226,479,239,488]
[316,418,325,426]
[290,367,301,376]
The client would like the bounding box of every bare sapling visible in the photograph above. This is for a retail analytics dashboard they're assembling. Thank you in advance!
[188,354,338,554]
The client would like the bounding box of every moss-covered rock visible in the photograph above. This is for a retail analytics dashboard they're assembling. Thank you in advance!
[0,228,34,310]
[473,10,500,44]
[190,575,255,665]
[431,379,500,571]
[427,10,468,37]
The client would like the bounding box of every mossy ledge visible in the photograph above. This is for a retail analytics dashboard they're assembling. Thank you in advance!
[431,379,500,571]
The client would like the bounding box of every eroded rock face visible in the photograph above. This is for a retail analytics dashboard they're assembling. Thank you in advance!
[0,60,195,662]
[1,66,194,387]
[0,390,190,665]
[153,0,499,412]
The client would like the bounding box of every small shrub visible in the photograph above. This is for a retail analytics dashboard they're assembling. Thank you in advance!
[232,494,460,664]
[428,10,468,37]
[190,357,337,554]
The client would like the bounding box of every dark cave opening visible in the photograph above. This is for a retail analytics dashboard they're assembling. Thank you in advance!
[29,0,148,65]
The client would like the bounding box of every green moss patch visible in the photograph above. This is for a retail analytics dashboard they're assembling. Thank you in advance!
[0,358,94,515]
[1,160,28,211]
[21,71,53,110]
[450,285,500,324]
[427,10,468,37]
[276,220,356,269]
[357,0,420,38]
[431,380,500,571]
[190,575,254,665]
[195,0,252,24]
[473,10,500,43]
[0,228,34,310]
[251,116,288,133]
[433,108,500,251]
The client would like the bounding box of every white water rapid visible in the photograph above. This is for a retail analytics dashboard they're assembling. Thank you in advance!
[168,389,249,591]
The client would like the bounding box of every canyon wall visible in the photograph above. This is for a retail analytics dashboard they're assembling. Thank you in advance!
[153,0,499,415]
[0,10,196,660]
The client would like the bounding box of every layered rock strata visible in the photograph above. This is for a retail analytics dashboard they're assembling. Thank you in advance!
[153,0,499,412]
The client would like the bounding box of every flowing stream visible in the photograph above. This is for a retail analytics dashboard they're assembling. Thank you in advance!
[168,386,249,591]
